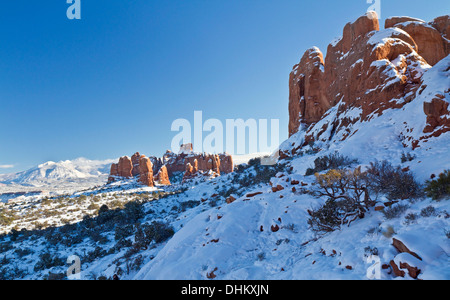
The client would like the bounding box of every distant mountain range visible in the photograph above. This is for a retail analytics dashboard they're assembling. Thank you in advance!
[0,158,116,190]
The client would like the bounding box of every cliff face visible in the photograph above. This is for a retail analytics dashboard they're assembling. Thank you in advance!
[107,144,234,186]
[286,12,449,155]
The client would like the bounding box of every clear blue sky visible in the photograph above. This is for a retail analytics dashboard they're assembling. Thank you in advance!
[0,0,448,173]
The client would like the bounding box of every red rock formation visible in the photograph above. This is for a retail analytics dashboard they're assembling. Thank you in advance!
[154,165,171,185]
[391,21,449,66]
[118,156,133,178]
[109,145,234,186]
[219,153,234,173]
[392,238,422,261]
[423,94,450,134]
[384,16,425,29]
[430,15,450,39]
[179,143,193,154]
[289,47,328,135]
[287,12,450,149]
[182,162,196,182]
[138,156,154,187]
[131,152,141,177]
[107,163,119,183]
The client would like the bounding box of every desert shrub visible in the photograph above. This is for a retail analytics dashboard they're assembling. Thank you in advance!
[14,248,33,258]
[0,210,17,226]
[382,203,409,220]
[142,221,174,244]
[366,160,422,200]
[307,168,375,233]
[364,246,379,256]
[34,252,65,271]
[89,230,109,244]
[253,163,285,185]
[87,203,99,211]
[84,246,107,263]
[257,252,266,261]
[305,152,357,176]
[179,200,200,212]
[0,242,13,254]
[404,213,419,225]
[401,152,416,163]
[115,225,134,241]
[425,170,450,200]
[122,201,144,223]
[420,206,438,217]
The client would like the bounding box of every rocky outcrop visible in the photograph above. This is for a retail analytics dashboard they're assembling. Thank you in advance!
[108,145,234,186]
[289,47,328,135]
[287,12,449,150]
[423,94,450,134]
[384,16,425,29]
[430,15,450,39]
[185,154,221,175]
[387,16,450,66]
[182,162,196,182]
[108,163,119,183]
[218,154,234,174]
[138,156,154,187]
[118,156,133,178]
[154,165,171,185]
[108,153,155,187]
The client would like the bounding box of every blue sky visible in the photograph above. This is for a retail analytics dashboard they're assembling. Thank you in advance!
[0,0,448,173]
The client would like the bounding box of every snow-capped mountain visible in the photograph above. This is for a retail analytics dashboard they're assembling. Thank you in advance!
[0,158,115,189]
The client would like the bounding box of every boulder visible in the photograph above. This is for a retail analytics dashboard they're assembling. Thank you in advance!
[392,237,422,260]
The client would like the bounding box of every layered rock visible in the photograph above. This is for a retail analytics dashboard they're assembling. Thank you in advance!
[138,156,154,187]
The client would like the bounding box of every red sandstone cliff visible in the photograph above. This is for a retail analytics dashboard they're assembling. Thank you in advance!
[287,12,449,153]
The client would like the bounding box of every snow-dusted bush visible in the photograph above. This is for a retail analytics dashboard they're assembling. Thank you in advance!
[305,152,358,176]
[366,160,422,201]
[382,203,409,220]
[420,205,438,217]
[307,168,375,233]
